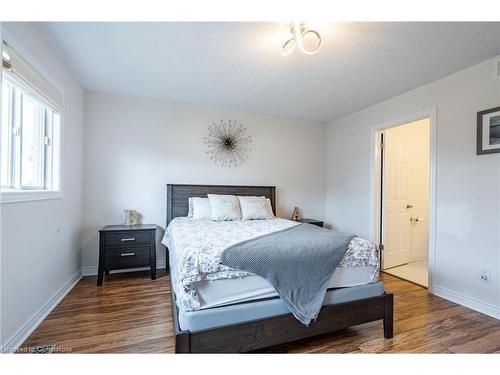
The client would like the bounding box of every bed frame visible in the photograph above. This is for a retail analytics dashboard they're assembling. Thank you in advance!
[165,184,393,353]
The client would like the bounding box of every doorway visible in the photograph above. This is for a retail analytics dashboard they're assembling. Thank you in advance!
[377,118,431,287]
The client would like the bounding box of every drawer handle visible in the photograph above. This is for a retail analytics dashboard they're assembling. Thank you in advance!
[120,252,136,257]
[120,238,136,242]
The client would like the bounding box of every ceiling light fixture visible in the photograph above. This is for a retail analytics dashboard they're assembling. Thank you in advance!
[281,22,322,56]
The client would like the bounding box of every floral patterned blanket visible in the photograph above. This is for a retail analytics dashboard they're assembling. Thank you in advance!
[162,217,379,312]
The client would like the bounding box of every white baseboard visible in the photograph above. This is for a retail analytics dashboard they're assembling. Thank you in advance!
[81,260,167,276]
[1,270,82,353]
[434,285,500,320]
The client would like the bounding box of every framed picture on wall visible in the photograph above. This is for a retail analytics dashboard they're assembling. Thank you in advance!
[477,106,500,155]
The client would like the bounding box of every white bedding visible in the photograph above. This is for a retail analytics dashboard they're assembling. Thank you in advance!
[162,217,379,312]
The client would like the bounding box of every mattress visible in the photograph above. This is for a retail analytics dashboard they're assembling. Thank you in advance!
[194,265,378,309]
[178,281,385,332]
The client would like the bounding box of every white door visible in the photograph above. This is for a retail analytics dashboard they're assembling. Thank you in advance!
[382,129,411,269]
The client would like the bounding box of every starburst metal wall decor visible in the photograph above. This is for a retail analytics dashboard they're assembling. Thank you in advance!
[204,119,252,167]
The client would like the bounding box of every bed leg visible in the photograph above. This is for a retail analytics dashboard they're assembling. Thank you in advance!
[175,331,191,353]
[383,292,394,339]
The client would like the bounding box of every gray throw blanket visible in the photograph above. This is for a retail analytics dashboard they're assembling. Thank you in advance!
[220,223,354,325]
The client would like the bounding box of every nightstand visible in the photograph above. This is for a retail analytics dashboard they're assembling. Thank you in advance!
[97,224,157,286]
[298,218,324,228]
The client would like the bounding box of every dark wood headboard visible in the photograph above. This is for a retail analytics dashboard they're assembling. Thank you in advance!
[166,184,276,225]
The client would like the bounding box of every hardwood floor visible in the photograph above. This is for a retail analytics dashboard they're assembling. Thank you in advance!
[21,270,174,353]
[19,271,500,353]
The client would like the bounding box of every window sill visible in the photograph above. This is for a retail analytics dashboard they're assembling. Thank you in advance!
[1,189,63,204]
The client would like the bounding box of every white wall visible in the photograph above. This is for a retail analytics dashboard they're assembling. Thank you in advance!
[326,56,500,318]
[0,23,85,348]
[385,119,430,263]
[82,91,326,269]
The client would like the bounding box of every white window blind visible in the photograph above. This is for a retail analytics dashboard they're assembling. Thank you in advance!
[2,41,63,111]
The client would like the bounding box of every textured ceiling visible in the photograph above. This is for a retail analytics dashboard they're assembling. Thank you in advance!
[37,22,500,123]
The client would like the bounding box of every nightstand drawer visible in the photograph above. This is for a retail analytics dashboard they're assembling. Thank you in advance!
[105,246,151,269]
[104,231,152,247]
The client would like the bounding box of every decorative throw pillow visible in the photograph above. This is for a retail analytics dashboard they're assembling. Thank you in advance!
[191,197,212,219]
[207,194,241,221]
[239,196,275,220]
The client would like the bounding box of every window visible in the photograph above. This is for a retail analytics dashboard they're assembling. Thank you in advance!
[1,41,62,203]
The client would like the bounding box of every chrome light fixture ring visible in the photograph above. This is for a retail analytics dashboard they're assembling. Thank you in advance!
[281,22,322,56]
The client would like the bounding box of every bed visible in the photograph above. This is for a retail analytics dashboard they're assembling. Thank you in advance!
[164,184,393,353]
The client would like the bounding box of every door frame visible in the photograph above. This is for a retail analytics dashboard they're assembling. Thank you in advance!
[370,108,437,293]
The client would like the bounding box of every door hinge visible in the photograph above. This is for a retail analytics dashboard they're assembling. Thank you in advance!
[44,136,52,146]
[378,244,384,251]
[379,141,385,150]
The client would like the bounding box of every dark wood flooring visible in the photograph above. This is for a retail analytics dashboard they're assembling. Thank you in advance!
[19,271,500,353]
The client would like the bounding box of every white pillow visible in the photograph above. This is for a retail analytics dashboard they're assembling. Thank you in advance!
[264,198,275,218]
[207,194,241,221]
[191,197,212,219]
[239,196,275,220]
[187,197,194,217]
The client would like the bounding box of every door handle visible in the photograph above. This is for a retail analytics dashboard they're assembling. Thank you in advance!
[406,204,413,209]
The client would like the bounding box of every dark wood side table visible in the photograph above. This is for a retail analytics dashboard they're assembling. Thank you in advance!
[298,218,324,228]
[97,224,157,286]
